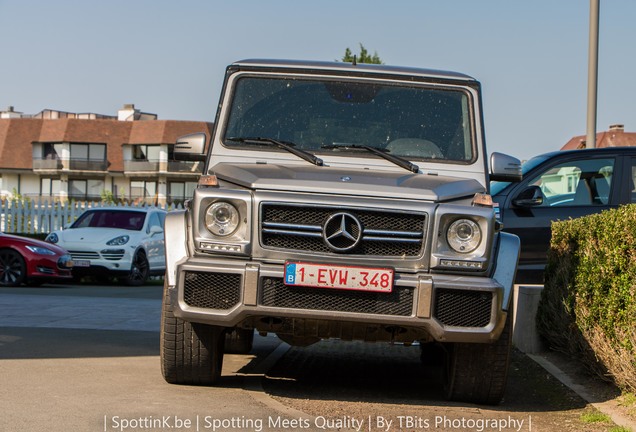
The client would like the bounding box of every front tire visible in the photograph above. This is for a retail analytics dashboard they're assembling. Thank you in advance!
[124,251,149,286]
[0,249,26,287]
[160,280,225,385]
[443,309,513,405]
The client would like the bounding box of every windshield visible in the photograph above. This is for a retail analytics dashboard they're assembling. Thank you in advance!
[71,210,147,231]
[224,76,474,162]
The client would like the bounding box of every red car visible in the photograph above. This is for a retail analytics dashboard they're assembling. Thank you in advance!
[0,232,73,286]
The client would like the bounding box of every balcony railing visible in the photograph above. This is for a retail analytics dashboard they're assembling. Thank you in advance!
[68,159,108,171]
[123,159,203,174]
[124,160,161,172]
[33,158,63,170]
[33,157,203,174]
[32,157,107,172]
[168,160,203,173]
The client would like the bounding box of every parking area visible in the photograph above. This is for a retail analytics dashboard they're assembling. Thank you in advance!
[0,283,633,432]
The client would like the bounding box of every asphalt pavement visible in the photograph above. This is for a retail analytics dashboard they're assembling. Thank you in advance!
[1,283,633,432]
[0,284,299,432]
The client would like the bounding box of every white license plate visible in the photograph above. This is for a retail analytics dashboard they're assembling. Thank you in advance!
[72,259,91,268]
[284,262,393,293]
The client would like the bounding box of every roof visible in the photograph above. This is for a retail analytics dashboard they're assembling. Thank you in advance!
[561,126,636,150]
[0,118,213,171]
[82,207,165,213]
[232,59,477,82]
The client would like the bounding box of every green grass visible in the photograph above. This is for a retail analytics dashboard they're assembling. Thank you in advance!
[619,392,636,407]
[580,410,634,432]
[580,410,611,424]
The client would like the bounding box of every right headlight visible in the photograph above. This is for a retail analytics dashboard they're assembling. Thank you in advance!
[447,218,481,253]
[205,202,240,236]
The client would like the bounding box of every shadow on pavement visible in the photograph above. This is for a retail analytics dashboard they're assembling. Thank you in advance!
[261,339,594,413]
[0,327,159,359]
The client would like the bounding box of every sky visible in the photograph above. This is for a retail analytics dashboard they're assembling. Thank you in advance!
[1,0,635,161]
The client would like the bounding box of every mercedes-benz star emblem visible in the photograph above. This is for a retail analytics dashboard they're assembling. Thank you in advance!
[323,212,362,252]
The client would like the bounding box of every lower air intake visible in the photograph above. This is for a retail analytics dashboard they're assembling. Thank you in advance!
[434,288,492,327]
[260,277,413,316]
[183,271,241,310]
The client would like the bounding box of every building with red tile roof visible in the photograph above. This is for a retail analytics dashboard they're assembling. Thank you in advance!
[561,124,636,150]
[0,105,212,205]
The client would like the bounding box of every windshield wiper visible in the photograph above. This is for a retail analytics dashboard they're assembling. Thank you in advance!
[226,137,324,167]
[321,144,419,173]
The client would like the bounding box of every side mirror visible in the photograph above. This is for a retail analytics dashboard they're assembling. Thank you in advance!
[490,152,522,182]
[512,185,544,207]
[148,225,164,236]
[174,133,207,161]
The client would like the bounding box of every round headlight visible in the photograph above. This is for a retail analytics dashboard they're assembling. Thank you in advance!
[447,219,481,253]
[205,202,240,236]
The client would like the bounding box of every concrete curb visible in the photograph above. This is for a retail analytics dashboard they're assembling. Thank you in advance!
[528,353,636,431]
[513,284,634,430]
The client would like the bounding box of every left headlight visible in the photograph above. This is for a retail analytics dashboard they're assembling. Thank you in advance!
[447,219,481,253]
[205,202,240,236]
[25,245,56,255]
[45,233,58,244]
[107,235,130,246]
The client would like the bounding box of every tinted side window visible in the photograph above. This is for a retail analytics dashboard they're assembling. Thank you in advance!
[147,212,161,233]
[630,158,636,203]
[524,158,614,207]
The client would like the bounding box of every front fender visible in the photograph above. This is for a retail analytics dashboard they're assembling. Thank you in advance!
[164,210,189,287]
[492,231,520,311]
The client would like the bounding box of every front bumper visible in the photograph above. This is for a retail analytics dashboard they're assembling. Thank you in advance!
[27,254,74,280]
[69,249,133,275]
[169,257,509,344]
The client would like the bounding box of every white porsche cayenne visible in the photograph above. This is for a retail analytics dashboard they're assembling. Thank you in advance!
[46,207,166,285]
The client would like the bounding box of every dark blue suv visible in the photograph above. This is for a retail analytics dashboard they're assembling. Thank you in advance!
[492,147,636,284]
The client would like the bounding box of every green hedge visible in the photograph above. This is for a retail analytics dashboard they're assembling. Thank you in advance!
[537,205,636,392]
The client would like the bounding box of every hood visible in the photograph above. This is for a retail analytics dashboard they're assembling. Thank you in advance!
[1,233,69,255]
[58,227,136,245]
[212,163,485,202]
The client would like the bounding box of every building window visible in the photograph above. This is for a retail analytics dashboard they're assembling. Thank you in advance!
[69,179,104,201]
[41,178,63,197]
[130,180,157,200]
[133,145,160,161]
[43,143,63,160]
[69,143,106,170]
[168,181,196,204]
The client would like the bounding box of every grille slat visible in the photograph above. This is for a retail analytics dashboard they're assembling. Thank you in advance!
[434,288,492,327]
[69,251,100,260]
[183,271,242,310]
[261,204,426,256]
[260,277,413,316]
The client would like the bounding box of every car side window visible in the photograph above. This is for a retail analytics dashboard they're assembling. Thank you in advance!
[147,212,161,233]
[524,158,614,207]
[630,159,636,203]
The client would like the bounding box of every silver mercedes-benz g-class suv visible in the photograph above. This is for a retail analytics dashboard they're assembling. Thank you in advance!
[161,59,522,404]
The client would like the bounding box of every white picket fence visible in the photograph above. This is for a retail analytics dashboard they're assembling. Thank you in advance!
[0,199,184,235]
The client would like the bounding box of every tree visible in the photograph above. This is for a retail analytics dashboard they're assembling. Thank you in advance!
[341,44,383,64]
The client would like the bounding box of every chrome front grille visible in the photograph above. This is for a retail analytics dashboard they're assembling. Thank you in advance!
[260,204,426,256]
[100,249,125,260]
[69,251,100,260]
